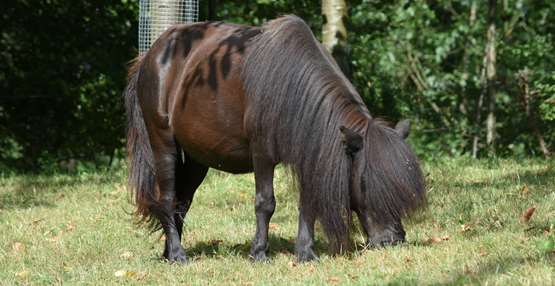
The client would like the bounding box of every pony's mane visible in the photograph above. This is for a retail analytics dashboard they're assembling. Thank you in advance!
[363,120,426,224]
[242,15,370,251]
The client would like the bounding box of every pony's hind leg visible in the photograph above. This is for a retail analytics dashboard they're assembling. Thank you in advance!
[149,137,188,263]
[250,157,276,261]
[173,149,208,240]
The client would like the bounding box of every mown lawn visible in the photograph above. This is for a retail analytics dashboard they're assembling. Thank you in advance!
[1,158,554,285]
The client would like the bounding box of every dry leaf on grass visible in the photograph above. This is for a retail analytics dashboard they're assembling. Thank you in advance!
[114,270,126,277]
[66,222,75,231]
[460,224,472,233]
[287,261,297,268]
[31,218,44,225]
[12,242,24,253]
[115,270,143,279]
[15,270,29,279]
[209,239,223,245]
[120,251,133,259]
[424,235,449,245]
[327,276,340,284]
[269,223,279,230]
[521,185,529,195]
[520,207,536,223]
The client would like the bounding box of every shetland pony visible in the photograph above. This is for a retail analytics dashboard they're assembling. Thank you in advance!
[125,15,425,263]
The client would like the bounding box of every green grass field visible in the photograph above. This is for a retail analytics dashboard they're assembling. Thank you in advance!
[1,158,554,285]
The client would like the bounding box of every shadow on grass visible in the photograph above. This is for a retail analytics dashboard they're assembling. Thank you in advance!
[436,254,544,285]
[185,234,327,260]
[0,174,117,211]
[450,166,554,192]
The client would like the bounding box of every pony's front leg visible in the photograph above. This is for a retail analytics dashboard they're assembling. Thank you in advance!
[295,206,318,262]
[250,157,276,261]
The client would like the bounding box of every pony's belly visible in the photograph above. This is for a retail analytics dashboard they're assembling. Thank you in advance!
[179,137,253,174]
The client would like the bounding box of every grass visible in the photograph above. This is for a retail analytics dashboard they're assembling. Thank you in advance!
[0,158,554,285]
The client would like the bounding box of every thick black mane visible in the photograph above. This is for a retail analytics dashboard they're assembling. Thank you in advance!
[242,16,425,251]
[242,15,371,250]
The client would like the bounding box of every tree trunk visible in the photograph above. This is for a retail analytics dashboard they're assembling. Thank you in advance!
[460,1,477,116]
[322,0,351,78]
[517,69,551,158]
[472,0,497,158]
[322,0,347,51]
[485,0,498,153]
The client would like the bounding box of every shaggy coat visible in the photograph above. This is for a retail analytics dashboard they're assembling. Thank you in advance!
[125,15,425,262]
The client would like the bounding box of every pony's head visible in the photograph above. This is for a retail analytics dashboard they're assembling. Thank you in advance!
[341,119,425,247]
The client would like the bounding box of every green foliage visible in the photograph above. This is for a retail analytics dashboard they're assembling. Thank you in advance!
[0,0,138,170]
[1,0,553,170]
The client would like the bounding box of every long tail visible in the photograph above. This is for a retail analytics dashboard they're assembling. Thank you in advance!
[124,55,158,227]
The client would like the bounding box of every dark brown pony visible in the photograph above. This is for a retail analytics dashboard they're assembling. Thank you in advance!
[125,15,425,263]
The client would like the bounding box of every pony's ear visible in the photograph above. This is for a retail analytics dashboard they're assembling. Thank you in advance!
[395,119,411,139]
[340,126,363,155]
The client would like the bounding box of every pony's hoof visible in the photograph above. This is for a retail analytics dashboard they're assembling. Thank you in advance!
[164,250,188,264]
[296,250,319,263]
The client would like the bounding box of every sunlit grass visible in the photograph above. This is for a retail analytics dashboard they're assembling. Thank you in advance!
[1,158,554,285]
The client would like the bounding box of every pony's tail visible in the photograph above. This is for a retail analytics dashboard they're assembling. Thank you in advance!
[124,55,158,227]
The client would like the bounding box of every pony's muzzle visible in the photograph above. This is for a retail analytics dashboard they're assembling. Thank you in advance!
[366,225,406,248]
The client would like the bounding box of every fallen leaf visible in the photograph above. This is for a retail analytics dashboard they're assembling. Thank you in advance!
[136,271,147,280]
[287,261,297,268]
[209,239,223,245]
[520,207,536,223]
[159,235,166,241]
[120,251,133,259]
[423,235,449,245]
[66,222,75,231]
[269,223,279,230]
[521,185,529,195]
[15,270,29,279]
[115,269,140,279]
[114,270,126,277]
[328,276,340,284]
[31,218,44,225]
[460,224,472,233]
[12,242,24,253]
[424,237,441,244]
